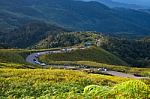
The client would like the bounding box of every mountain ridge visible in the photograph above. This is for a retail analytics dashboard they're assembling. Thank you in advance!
[82,0,146,9]
[1,0,150,46]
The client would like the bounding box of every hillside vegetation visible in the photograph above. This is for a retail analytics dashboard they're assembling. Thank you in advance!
[0,49,39,68]
[0,43,11,49]
[0,49,26,63]
[39,47,127,66]
[0,48,149,77]
[36,32,150,68]
[0,21,68,48]
[0,49,150,98]
[34,32,105,49]
[1,69,150,99]
[0,69,148,99]
[102,38,150,67]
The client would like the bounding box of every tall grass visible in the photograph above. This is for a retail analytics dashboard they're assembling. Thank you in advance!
[0,69,131,98]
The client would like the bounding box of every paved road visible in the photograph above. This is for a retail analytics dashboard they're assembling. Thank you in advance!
[26,50,62,65]
[102,71,148,79]
[26,48,149,79]
[26,48,80,65]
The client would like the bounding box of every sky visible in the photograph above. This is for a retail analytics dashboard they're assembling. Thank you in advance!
[113,0,150,6]
[82,0,150,7]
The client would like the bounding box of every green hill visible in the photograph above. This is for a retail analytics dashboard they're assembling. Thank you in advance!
[34,32,105,49]
[101,37,150,67]
[0,49,37,68]
[0,43,11,49]
[0,21,68,48]
[0,49,27,63]
[39,47,128,66]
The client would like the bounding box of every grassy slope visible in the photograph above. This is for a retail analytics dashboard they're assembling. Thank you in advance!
[39,47,150,77]
[0,49,37,68]
[39,47,128,66]
[0,49,149,98]
[0,49,27,63]
[0,69,131,98]
[0,69,150,99]
[0,48,62,68]
[0,48,149,77]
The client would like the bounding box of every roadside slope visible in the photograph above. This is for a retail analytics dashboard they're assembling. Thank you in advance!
[0,49,37,68]
[39,47,128,66]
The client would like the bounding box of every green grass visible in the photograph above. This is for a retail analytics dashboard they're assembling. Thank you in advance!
[0,69,149,99]
[0,49,150,98]
[0,49,26,64]
[39,47,128,66]
[39,47,150,77]
[0,48,62,68]
[0,49,37,68]
[0,69,131,98]
[1,48,149,77]
[37,60,150,77]
[76,61,150,77]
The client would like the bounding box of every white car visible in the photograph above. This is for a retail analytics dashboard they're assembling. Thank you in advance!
[35,53,40,58]
[98,68,107,71]
[37,53,40,55]
[35,61,41,64]
[41,63,46,66]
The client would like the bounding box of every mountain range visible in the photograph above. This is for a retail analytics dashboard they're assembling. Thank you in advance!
[81,0,147,9]
[1,0,150,48]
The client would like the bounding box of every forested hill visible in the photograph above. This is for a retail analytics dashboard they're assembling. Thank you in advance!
[33,32,104,49]
[1,0,150,36]
[0,21,68,48]
[101,38,150,67]
[33,31,150,68]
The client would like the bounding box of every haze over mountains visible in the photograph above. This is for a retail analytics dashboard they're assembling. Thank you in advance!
[1,0,150,48]
[113,0,150,7]
[82,0,150,8]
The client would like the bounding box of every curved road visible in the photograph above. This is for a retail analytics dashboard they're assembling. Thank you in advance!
[26,48,148,79]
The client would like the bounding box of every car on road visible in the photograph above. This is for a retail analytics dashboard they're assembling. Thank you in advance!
[40,63,46,66]
[37,53,40,55]
[133,73,142,77]
[98,68,107,72]
[33,59,36,61]
[35,53,40,58]
[35,61,41,64]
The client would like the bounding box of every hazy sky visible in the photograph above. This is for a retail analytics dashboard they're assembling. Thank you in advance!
[113,0,150,5]
[82,0,150,6]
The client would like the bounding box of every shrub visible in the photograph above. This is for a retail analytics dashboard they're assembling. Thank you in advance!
[110,80,150,99]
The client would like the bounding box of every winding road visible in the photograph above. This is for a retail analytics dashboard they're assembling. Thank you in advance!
[26,48,148,79]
